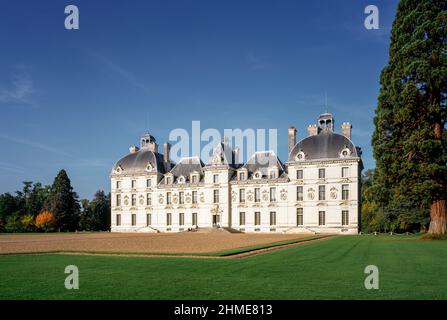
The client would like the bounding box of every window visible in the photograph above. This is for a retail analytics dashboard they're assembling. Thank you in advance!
[146,213,151,226]
[318,211,326,226]
[179,191,184,204]
[342,167,349,178]
[131,214,136,226]
[297,208,303,226]
[116,214,121,226]
[166,176,171,184]
[254,188,260,202]
[342,210,349,226]
[296,170,303,180]
[318,168,325,179]
[319,185,325,200]
[166,192,172,205]
[131,194,137,206]
[269,170,277,179]
[192,212,198,226]
[239,172,245,180]
[239,212,245,225]
[116,194,121,206]
[270,187,276,202]
[342,184,349,200]
[239,189,245,203]
[146,179,151,188]
[213,174,219,184]
[192,191,197,204]
[166,213,172,226]
[270,211,276,226]
[192,175,198,183]
[146,193,151,206]
[116,181,121,189]
[254,212,261,226]
[131,180,137,188]
[179,213,185,226]
[296,186,303,201]
[213,190,219,203]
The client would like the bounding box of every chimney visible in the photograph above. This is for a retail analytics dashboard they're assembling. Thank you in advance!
[307,124,318,136]
[233,147,240,165]
[129,145,139,154]
[288,127,297,153]
[341,122,352,139]
[163,142,171,162]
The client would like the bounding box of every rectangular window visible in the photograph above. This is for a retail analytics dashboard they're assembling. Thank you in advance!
[166,177,171,184]
[116,214,121,226]
[270,187,276,202]
[192,191,197,204]
[319,211,326,226]
[269,171,276,179]
[342,184,349,200]
[342,210,349,226]
[116,181,121,189]
[192,212,198,226]
[116,194,121,206]
[254,212,261,226]
[296,186,303,201]
[192,175,198,183]
[213,174,219,184]
[166,213,172,226]
[131,194,137,206]
[146,214,151,226]
[239,212,245,225]
[297,208,303,226]
[146,179,151,188]
[239,172,245,180]
[179,213,185,226]
[318,168,325,179]
[270,211,276,226]
[131,180,136,188]
[319,185,325,200]
[146,193,151,206]
[296,170,303,180]
[179,191,184,204]
[131,214,136,226]
[213,190,219,203]
[166,192,172,205]
[239,189,245,203]
[342,167,349,178]
[255,188,260,202]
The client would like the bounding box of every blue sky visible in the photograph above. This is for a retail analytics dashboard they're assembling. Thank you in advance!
[0,0,399,199]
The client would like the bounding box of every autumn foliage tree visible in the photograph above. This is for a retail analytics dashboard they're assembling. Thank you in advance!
[35,211,56,232]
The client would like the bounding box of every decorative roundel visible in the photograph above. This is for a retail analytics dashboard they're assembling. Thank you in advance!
[178,176,185,183]
[254,171,262,179]
[340,147,351,158]
[146,163,153,172]
[115,165,123,174]
[296,151,305,161]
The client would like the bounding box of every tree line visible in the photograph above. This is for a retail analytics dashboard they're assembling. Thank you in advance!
[0,169,110,232]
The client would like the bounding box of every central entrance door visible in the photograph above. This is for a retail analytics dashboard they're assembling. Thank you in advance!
[212,214,220,228]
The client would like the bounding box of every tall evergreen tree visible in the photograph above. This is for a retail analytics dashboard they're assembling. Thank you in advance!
[372,0,447,234]
[45,170,80,231]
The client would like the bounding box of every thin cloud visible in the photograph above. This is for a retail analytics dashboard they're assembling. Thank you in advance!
[0,66,35,104]
[0,161,25,173]
[0,134,71,157]
[86,50,151,93]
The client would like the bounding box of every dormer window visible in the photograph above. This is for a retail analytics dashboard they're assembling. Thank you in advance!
[239,171,246,181]
[178,175,185,183]
[253,171,262,180]
[340,147,351,158]
[268,167,278,179]
[115,165,123,174]
[166,176,172,184]
[296,151,305,161]
[191,174,198,184]
[146,163,153,172]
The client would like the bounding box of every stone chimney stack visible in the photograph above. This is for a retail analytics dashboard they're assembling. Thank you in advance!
[163,143,171,162]
[307,124,318,136]
[341,122,352,139]
[288,127,297,153]
[129,145,140,154]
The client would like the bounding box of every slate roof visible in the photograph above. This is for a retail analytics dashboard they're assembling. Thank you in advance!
[111,147,171,175]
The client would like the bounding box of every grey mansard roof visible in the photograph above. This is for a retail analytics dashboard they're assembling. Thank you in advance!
[162,157,205,183]
[242,151,286,179]
[288,130,359,162]
[111,147,171,175]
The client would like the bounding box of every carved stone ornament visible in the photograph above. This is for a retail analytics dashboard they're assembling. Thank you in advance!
[280,189,287,201]
[158,194,164,204]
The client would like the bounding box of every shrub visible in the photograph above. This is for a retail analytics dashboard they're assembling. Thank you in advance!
[35,211,56,232]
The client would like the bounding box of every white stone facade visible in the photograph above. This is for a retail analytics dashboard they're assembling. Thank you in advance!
[111,113,362,234]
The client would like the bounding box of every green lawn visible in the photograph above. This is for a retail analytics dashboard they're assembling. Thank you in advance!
[0,235,446,300]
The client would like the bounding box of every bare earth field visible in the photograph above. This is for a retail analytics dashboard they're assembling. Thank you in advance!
[0,232,311,254]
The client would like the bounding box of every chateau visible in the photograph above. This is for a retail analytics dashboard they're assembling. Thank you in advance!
[110,113,363,234]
